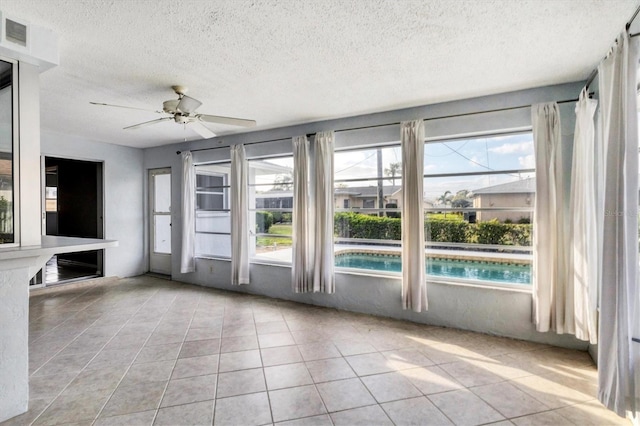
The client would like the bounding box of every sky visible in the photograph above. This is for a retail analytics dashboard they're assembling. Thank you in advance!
[252,132,535,201]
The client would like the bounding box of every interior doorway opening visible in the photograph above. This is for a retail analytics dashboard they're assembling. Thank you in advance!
[31,157,104,286]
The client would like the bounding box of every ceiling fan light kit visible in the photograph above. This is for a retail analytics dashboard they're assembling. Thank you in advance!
[91,85,256,139]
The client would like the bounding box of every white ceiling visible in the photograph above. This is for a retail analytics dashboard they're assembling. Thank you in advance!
[0,0,637,149]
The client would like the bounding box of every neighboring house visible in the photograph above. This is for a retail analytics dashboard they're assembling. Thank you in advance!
[472,178,535,222]
[334,185,402,210]
[255,185,435,212]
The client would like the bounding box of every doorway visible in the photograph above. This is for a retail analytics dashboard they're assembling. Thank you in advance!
[149,168,172,275]
[35,157,104,285]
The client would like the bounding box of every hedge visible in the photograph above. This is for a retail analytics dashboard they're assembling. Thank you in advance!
[256,211,274,233]
[334,212,531,246]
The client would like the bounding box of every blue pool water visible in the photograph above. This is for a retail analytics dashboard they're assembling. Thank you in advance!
[335,253,531,285]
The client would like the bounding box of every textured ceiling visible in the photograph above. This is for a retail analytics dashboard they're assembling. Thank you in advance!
[0,0,637,148]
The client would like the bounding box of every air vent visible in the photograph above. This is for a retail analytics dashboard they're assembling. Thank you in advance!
[5,18,27,47]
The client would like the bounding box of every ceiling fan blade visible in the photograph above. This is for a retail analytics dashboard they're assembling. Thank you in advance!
[197,114,257,128]
[124,117,172,130]
[90,101,162,114]
[190,122,216,139]
[176,95,202,114]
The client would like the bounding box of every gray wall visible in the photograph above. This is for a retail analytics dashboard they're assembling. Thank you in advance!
[143,82,587,349]
[41,131,145,277]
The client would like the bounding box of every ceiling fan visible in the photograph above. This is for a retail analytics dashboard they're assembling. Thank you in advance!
[90,85,256,139]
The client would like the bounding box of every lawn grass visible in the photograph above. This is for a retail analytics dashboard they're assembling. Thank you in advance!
[257,224,292,247]
[427,212,464,221]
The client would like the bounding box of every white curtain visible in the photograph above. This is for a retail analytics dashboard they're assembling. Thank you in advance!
[292,135,313,293]
[597,30,639,418]
[313,131,335,293]
[569,88,599,344]
[532,103,571,333]
[401,120,426,312]
[180,151,196,273]
[231,144,250,285]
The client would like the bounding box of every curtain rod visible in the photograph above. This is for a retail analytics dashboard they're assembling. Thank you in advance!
[176,96,581,155]
[585,4,640,90]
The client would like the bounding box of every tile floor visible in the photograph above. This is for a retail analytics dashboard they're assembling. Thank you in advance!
[2,275,631,426]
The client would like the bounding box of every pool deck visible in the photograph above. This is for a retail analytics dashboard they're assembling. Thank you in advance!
[254,244,532,265]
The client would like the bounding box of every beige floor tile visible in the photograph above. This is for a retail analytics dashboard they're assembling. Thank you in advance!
[265,362,313,390]
[381,396,453,425]
[220,335,259,353]
[155,400,214,425]
[316,378,376,412]
[511,373,595,409]
[333,339,377,356]
[346,352,395,376]
[429,389,505,426]
[361,372,422,403]
[269,385,327,423]
[64,365,128,396]
[439,360,506,387]
[32,351,96,377]
[33,390,111,425]
[400,366,465,395]
[330,405,393,425]
[261,345,303,367]
[256,320,289,335]
[306,357,357,382]
[298,342,342,361]
[0,398,53,426]
[554,399,632,425]
[218,349,262,372]
[258,331,296,348]
[185,326,222,341]
[213,391,272,426]
[85,348,138,370]
[471,382,550,418]
[275,414,332,426]
[382,348,435,370]
[179,338,221,358]
[161,374,217,407]
[119,360,174,386]
[29,372,78,400]
[510,410,573,425]
[93,410,156,426]
[216,368,266,398]
[134,342,182,364]
[100,381,166,417]
[172,354,219,379]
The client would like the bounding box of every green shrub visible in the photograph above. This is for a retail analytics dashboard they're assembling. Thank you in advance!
[476,219,509,245]
[334,212,400,240]
[281,213,292,223]
[425,219,470,243]
[256,211,274,233]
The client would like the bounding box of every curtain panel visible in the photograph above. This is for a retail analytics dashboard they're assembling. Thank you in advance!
[597,30,639,418]
[292,135,313,293]
[180,151,196,273]
[532,103,570,333]
[401,120,427,312]
[569,88,599,343]
[231,144,250,285]
[313,131,335,293]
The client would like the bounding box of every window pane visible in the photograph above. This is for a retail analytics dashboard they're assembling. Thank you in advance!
[194,162,231,257]
[154,215,171,254]
[154,173,171,213]
[250,157,294,263]
[196,233,231,258]
[0,60,13,244]
[425,133,534,175]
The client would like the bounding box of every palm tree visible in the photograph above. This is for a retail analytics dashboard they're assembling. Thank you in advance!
[385,162,402,186]
[437,190,452,206]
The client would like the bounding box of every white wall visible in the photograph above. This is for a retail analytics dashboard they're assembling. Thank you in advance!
[143,82,587,349]
[41,131,145,277]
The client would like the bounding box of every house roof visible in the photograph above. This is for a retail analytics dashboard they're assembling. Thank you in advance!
[256,185,401,198]
[472,178,535,195]
[334,186,401,198]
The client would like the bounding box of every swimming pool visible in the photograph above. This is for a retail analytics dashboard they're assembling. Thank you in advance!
[335,253,531,285]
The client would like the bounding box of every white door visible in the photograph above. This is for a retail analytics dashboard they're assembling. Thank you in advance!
[149,168,172,275]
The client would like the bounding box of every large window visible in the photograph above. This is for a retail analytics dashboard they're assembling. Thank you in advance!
[334,144,402,249]
[249,156,294,263]
[194,162,231,258]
